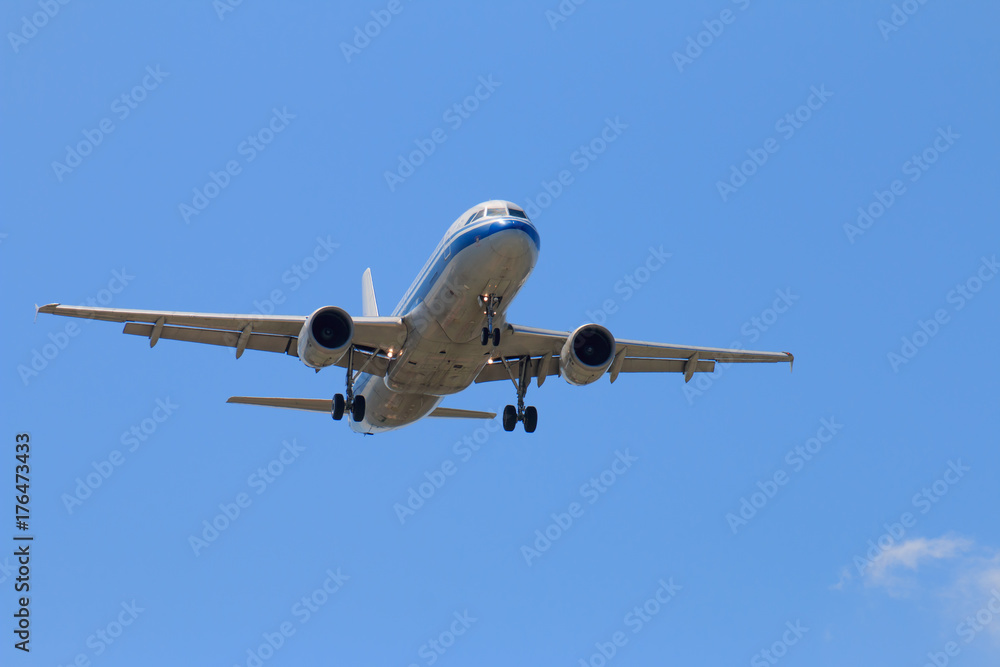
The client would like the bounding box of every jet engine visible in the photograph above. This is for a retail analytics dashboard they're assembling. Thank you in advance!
[559,324,616,386]
[297,306,354,369]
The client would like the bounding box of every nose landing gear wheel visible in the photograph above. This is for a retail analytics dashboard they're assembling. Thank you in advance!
[480,294,502,346]
[332,394,346,421]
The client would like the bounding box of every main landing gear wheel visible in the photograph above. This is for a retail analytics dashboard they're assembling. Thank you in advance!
[332,394,346,421]
[502,405,517,432]
[523,406,538,433]
[334,347,368,424]
[480,294,502,346]
[351,395,366,422]
[501,355,539,433]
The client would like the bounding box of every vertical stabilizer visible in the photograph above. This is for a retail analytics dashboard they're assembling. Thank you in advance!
[362,268,379,317]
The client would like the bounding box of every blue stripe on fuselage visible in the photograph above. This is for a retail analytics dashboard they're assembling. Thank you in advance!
[391,218,540,316]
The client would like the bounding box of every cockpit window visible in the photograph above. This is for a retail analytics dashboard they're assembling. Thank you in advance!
[467,209,485,224]
[486,207,506,217]
[508,207,528,219]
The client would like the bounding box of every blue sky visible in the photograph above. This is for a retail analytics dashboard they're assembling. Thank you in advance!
[3,1,999,665]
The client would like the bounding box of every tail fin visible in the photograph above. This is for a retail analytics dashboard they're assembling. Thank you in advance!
[362,268,379,317]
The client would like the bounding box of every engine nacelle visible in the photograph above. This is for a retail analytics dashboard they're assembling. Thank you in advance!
[297,306,354,369]
[559,324,616,386]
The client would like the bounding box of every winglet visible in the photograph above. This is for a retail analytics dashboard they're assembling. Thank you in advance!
[784,352,794,372]
[362,268,379,317]
[33,304,40,323]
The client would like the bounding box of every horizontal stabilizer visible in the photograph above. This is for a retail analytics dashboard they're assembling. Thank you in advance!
[428,407,497,420]
[227,396,332,412]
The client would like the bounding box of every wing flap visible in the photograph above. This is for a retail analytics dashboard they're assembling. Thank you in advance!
[619,358,716,374]
[123,323,298,355]
[474,356,717,383]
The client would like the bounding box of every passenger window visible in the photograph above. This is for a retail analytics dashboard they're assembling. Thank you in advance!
[467,209,484,224]
[486,207,506,217]
[508,207,527,219]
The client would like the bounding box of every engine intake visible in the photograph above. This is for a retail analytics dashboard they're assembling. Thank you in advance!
[297,306,354,369]
[560,324,616,386]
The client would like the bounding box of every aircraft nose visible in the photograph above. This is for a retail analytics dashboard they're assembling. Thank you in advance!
[488,219,540,260]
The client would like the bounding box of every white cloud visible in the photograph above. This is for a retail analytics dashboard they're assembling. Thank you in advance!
[867,536,973,585]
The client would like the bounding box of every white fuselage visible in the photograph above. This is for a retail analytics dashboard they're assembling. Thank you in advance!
[351,202,540,433]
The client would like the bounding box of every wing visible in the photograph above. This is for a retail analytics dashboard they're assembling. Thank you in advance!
[475,323,793,385]
[35,303,407,376]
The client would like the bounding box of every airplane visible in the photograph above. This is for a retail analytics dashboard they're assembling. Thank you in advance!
[37,200,793,434]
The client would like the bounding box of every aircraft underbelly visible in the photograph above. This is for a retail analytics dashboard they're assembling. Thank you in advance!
[352,226,538,434]
[384,234,534,395]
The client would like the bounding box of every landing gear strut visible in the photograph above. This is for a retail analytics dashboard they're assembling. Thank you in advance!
[332,348,367,422]
[480,294,501,347]
[501,356,538,433]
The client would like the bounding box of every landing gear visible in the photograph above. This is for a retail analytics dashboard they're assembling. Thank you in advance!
[502,405,517,432]
[480,294,501,346]
[351,395,366,422]
[501,356,538,433]
[332,348,367,422]
[523,406,537,434]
